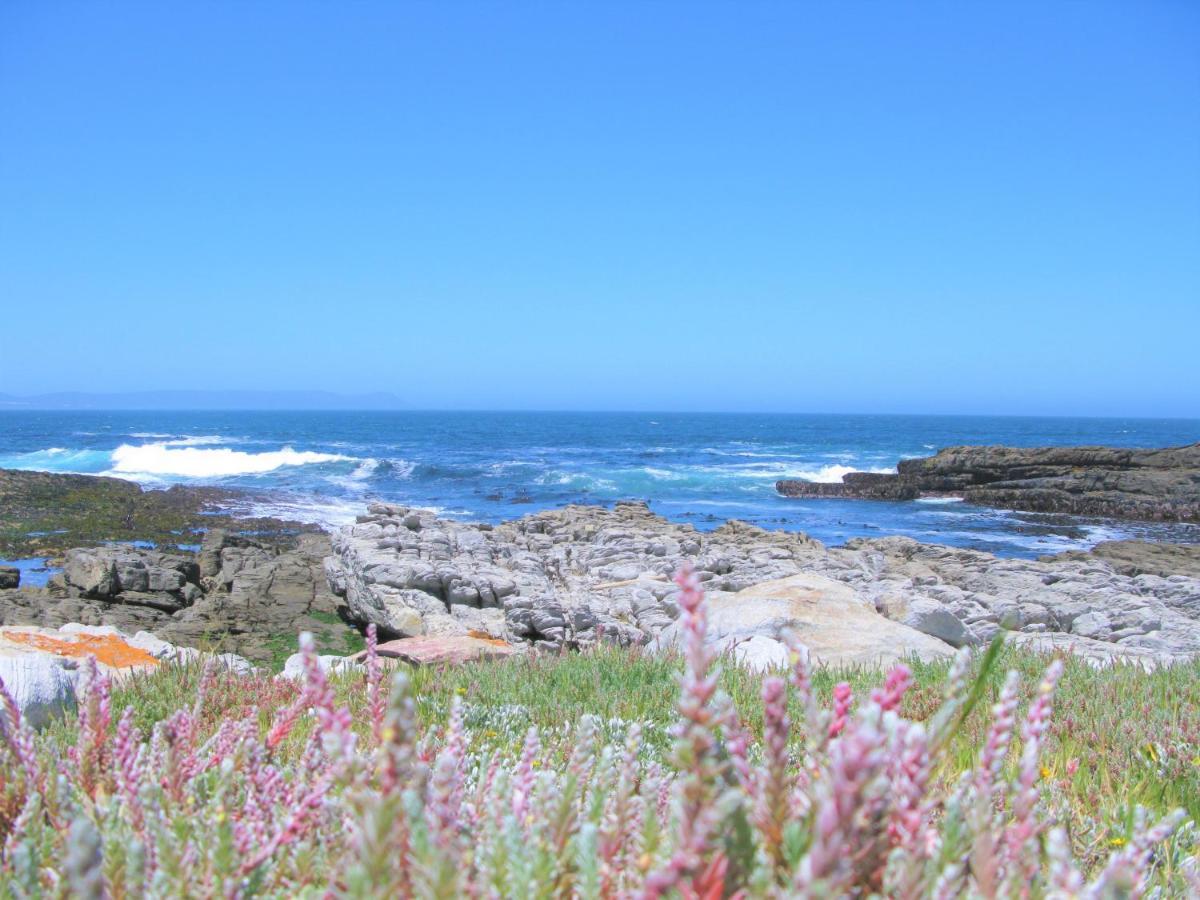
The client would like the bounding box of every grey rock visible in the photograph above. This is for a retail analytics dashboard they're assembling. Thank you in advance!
[895,597,974,648]
[1071,612,1112,640]
[0,651,77,728]
[324,501,1200,667]
[279,651,357,681]
[3,532,358,666]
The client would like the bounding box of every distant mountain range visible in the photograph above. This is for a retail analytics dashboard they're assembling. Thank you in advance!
[0,390,407,411]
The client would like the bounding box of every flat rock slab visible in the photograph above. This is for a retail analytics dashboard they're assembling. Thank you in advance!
[352,634,517,667]
[656,573,954,671]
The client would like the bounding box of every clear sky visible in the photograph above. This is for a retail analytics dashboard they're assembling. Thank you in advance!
[1,2,1197,416]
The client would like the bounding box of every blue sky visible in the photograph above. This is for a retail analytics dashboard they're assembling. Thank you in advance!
[1,2,1197,416]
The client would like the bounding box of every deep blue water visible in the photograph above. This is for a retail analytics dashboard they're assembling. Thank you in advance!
[1,411,1198,559]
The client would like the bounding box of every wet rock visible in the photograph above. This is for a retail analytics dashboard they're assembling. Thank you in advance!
[0,567,19,590]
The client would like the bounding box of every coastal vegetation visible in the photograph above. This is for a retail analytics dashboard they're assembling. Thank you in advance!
[3,573,1196,896]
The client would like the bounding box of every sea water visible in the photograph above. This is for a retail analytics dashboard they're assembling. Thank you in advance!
[1,410,1197,558]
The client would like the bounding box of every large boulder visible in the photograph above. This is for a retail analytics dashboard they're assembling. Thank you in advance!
[652,574,954,671]
[0,625,162,729]
[0,625,162,679]
[0,567,19,590]
[876,594,975,648]
[0,625,254,728]
[0,649,76,728]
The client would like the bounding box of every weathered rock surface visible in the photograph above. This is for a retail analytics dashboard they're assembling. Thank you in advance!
[0,646,76,728]
[0,567,19,590]
[326,502,1200,667]
[325,501,825,651]
[828,535,1200,666]
[651,574,954,671]
[777,443,1200,522]
[0,624,252,727]
[1046,541,1200,580]
[61,546,201,606]
[1,530,361,665]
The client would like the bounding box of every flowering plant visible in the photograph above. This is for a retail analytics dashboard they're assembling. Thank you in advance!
[0,569,1193,897]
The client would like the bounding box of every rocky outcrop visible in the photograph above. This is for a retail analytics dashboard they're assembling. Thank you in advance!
[777,443,1200,522]
[0,567,18,590]
[827,535,1199,667]
[61,546,202,608]
[326,502,1200,668]
[325,501,826,651]
[1,530,361,665]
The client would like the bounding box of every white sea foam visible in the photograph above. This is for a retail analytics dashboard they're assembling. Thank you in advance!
[348,458,379,480]
[915,496,965,504]
[224,495,367,529]
[231,494,461,530]
[107,442,353,478]
[640,467,679,480]
[738,463,896,483]
[164,435,228,447]
[534,470,618,491]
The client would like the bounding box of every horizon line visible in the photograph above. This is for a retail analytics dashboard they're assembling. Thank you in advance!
[1,404,1198,422]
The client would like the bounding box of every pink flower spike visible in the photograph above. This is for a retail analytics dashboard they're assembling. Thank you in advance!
[829,683,854,739]
[872,664,912,712]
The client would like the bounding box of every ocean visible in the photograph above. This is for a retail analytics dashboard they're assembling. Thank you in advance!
[1,410,1198,558]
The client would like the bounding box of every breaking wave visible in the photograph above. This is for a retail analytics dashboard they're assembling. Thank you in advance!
[772,464,895,483]
[108,442,353,478]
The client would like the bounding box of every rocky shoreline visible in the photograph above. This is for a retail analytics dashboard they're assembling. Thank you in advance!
[777,442,1200,522]
[325,499,1200,669]
[0,469,361,665]
[1,468,1198,683]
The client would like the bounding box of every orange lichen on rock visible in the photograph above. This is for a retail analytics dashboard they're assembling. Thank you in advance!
[4,632,159,669]
[466,630,512,647]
